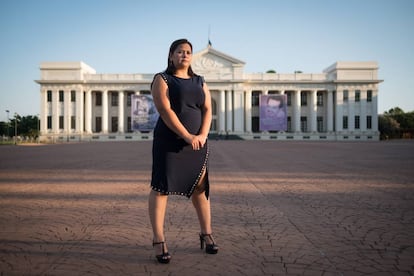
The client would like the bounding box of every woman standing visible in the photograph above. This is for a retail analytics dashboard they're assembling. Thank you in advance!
[148,39,218,264]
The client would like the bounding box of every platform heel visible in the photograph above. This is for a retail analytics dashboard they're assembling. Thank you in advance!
[199,233,218,254]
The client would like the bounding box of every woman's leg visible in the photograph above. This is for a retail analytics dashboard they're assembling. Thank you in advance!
[192,171,218,254]
[191,170,212,235]
[148,190,169,254]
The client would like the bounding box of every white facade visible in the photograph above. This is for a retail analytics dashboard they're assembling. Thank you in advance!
[36,47,382,142]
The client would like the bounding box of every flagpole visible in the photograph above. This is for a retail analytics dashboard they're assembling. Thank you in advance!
[208,25,212,47]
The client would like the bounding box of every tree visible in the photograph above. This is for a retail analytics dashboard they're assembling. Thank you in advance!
[378,115,400,139]
[19,115,39,138]
[384,107,404,115]
[0,115,39,139]
[266,69,277,73]
[379,107,414,139]
[0,121,8,137]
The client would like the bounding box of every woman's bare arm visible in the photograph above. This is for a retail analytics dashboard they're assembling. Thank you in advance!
[151,74,198,148]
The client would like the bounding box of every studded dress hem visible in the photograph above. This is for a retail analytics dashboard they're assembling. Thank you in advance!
[151,142,209,199]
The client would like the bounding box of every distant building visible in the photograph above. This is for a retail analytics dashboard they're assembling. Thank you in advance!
[36,46,382,142]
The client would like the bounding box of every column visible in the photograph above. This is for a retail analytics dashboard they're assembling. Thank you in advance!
[372,90,378,131]
[293,90,301,132]
[233,89,244,132]
[310,90,317,132]
[226,90,233,132]
[245,90,252,133]
[40,89,48,134]
[219,90,225,133]
[327,90,334,132]
[360,89,367,131]
[52,90,59,133]
[348,90,355,131]
[85,90,92,133]
[64,90,71,134]
[335,90,343,132]
[118,91,124,133]
[75,90,84,133]
[102,90,108,133]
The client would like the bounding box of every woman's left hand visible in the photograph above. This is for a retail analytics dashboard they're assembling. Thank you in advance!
[191,135,207,151]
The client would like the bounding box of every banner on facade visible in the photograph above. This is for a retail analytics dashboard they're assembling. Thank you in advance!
[131,94,159,132]
[259,94,287,131]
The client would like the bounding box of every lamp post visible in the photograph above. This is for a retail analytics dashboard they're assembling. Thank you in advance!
[14,112,18,145]
[5,110,10,139]
[37,114,40,143]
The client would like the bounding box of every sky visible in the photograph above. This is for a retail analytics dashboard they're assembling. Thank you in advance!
[0,0,413,121]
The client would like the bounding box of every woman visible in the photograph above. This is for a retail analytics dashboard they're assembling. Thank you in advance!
[148,39,218,264]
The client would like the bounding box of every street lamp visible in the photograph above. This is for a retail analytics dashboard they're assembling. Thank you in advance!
[5,110,9,138]
[37,114,40,143]
[14,112,18,145]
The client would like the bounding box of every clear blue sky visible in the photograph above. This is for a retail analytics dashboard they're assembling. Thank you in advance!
[1,0,413,121]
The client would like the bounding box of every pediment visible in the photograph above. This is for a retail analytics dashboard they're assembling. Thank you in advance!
[192,47,245,75]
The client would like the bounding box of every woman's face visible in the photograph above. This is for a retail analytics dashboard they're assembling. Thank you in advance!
[170,43,192,69]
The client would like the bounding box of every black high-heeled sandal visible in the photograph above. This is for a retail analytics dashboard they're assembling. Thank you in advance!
[152,241,171,264]
[199,233,219,254]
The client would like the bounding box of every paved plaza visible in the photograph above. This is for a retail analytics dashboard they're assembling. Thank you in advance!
[0,140,413,275]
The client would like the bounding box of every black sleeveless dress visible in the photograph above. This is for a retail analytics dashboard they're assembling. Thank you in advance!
[151,72,209,199]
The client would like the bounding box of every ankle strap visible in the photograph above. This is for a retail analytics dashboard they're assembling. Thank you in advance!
[153,241,165,245]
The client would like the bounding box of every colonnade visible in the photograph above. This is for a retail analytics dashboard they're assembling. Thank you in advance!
[40,89,149,135]
[40,87,378,136]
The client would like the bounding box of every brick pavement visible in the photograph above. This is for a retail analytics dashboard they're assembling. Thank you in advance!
[0,140,413,275]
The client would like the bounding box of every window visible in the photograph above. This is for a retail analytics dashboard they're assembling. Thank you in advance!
[300,92,307,106]
[252,91,261,106]
[355,116,360,129]
[71,90,76,102]
[317,92,323,106]
[111,116,118,132]
[252,117,260,133]
[287,92,292,106]
[127,92,133,107]
[367,90,372,102]
[59,116,64,129]
[300,116,307,132]
[343,90,349,102]
[47,90,52,102]
[127,117,132,132]
[211,98,217,115]
[343,116,348,129]
[71,116,76,129]
[287,116,291,132]
[355,90,361,102]
[95,117,102,132]
[111,93,118,107]
[59,90,64,102]
[47,116,52,129]
[96,92,102,106]
[317,116,324,132]
[367,116,372,129]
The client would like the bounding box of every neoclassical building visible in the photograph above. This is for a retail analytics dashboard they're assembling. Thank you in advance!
[36,46,382,142]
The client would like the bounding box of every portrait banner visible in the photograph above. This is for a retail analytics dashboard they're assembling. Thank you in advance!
[131,94,159,132]
[259,94,287,131]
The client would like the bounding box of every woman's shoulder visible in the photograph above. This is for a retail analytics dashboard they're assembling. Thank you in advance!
[151,71,169,88]
[193,74,205,85]
[156,71,170,82]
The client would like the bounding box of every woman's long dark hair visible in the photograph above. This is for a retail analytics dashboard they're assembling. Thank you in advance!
[165,38,195,77]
